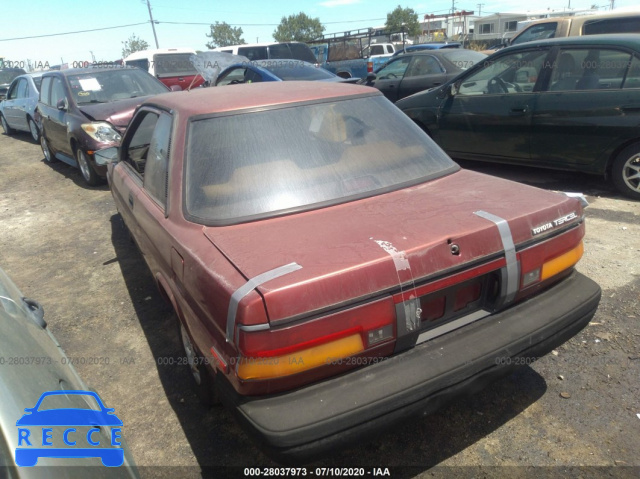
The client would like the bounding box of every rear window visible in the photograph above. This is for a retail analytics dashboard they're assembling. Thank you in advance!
[238,46,268,61]
[269,43,318,63]
[185,96,457,224]
[440,50,487,70]
[511,22,558,46]
[153,53,198,76]
[582,16,640,35]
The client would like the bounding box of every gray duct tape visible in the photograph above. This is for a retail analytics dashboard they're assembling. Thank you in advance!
[226,262,302,343]
[474,210,519,303]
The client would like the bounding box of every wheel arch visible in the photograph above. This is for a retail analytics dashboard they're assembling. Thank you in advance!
[606,138,640,180]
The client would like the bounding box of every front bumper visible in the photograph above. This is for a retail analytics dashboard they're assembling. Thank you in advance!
[218,271,601,463]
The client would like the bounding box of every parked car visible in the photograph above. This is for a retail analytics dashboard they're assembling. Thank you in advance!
[0,72,43,141]
[396,34,640,200]
[360,49,486,102]
[96,81,600,462]
[212,42,318,64]
[0,265,138,475]
[123,48,205,90]
[215,59,359,86]
[392,42,462,56]
[0,67,26,100]
[38,67,169,186]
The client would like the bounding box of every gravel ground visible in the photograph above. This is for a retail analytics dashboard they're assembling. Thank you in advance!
[0,130,638,478]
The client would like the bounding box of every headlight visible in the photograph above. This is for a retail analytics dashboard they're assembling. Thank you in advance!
[81,122,122,143]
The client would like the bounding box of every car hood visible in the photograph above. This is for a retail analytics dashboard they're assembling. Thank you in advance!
[203,169,583,323]
[78,95,151,128]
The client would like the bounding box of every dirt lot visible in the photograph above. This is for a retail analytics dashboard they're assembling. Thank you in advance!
[0,130,639,478]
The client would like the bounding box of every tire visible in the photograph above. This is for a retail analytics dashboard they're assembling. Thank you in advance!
[28,117,39,142]
[0,114,14,135]
[40,134,56,163]
[612,143,640,200]
[180,322,218,407]
[76,148,100,186]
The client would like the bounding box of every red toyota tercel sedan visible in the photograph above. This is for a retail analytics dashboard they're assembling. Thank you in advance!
[96,82,601,462]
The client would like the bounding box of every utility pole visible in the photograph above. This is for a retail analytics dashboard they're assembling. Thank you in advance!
[477,3,484,16]
[145,0,160,48]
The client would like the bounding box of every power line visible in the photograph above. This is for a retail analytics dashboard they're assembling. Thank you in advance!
[0,22,149,42]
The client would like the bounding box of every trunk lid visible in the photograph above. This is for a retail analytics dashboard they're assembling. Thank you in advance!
[204,169,582,323]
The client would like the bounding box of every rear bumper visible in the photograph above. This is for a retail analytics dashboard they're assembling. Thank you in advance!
[218,271,601,463]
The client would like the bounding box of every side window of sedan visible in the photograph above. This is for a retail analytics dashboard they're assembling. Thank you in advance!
[458,50,548,95]
[7,80,21,100]
[40,77,52,105]
[623,55,640,89]
[50,78,66,107]
[405,56,443,77]
[123,111,172,208]
[376,57,411,79]
[549,49,632,91]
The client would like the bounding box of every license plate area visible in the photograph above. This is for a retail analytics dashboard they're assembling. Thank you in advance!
[417,271,501,334]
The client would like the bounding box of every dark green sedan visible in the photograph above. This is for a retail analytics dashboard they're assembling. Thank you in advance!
[396,34,640,199]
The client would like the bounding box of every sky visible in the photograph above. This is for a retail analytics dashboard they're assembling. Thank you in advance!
[1,0,638,69]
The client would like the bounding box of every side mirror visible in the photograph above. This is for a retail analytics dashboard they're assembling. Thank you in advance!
[94,146,119,166]
[365,72,377,85]
[56,98,67,111]
[170,85,182,92]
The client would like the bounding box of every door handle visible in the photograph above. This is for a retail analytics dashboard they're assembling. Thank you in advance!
[509,106,528,115]
[128,193,134,208]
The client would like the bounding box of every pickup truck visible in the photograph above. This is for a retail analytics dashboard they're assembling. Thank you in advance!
[309,30,399,79]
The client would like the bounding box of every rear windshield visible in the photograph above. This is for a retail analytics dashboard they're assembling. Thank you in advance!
[269,43,318,63]
[258,60,335,80]
[583,16,640,35]
[185,95,457,224]
[67,69,167,104]
[153,53,198,76]
[440,49,487,69]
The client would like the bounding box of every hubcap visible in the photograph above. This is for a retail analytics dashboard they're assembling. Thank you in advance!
[29,120,38,141]
[181,324,201,385]
[41,136,51,162]
[623,154,640,193]
[77,150,91,181]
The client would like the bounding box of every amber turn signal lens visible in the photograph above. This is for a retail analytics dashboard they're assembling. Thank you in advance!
[541,241,584,281]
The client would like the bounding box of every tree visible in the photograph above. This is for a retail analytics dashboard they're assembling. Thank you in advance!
[206,22,245,49]
[385,5,421,37]
[121,34,149,58]
[273,13,325,43]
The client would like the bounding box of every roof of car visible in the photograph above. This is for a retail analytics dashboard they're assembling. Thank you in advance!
[504,33,640,50]
[144,81,380,116]
[42,66,141,77]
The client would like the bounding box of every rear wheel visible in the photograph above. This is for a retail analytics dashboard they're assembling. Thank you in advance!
[76,149,100,186]
[180,322,218,407]
[40,134,56,163]
[28,117,39,142]
[612,144,640,200]
[0,114,13,135]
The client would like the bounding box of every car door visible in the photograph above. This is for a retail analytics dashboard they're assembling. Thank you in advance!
[397,55,449,100]
[531,47,640,171]
[4,78,27,128]
[436,48,550,162]
[43,77,70,153]
[112,108,173,277]
[371,56,412,102]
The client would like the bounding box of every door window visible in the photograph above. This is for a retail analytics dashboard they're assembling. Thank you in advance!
[122,111,172,208]
[457,49,548,95]
[375,57,411,79]
[623,56,640,89]
[549,49,631,91]
[7,79,21,100]
[50,78,66,106]
[405,56,443,77]
[40,77,52,105]
[16,79,28,98]
[216,68,246,86]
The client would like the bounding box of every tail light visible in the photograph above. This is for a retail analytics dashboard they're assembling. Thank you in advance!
[236,297,396,380]
[518,224,584,294]
[367,61,373,73]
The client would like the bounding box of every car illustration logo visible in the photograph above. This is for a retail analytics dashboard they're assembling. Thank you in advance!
[15,390,124,467]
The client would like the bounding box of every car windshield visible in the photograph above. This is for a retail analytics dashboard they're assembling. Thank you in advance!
[258,60,335,80]
[185,95,458,224]
[440,50,487,70]
[67,69,167,105]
